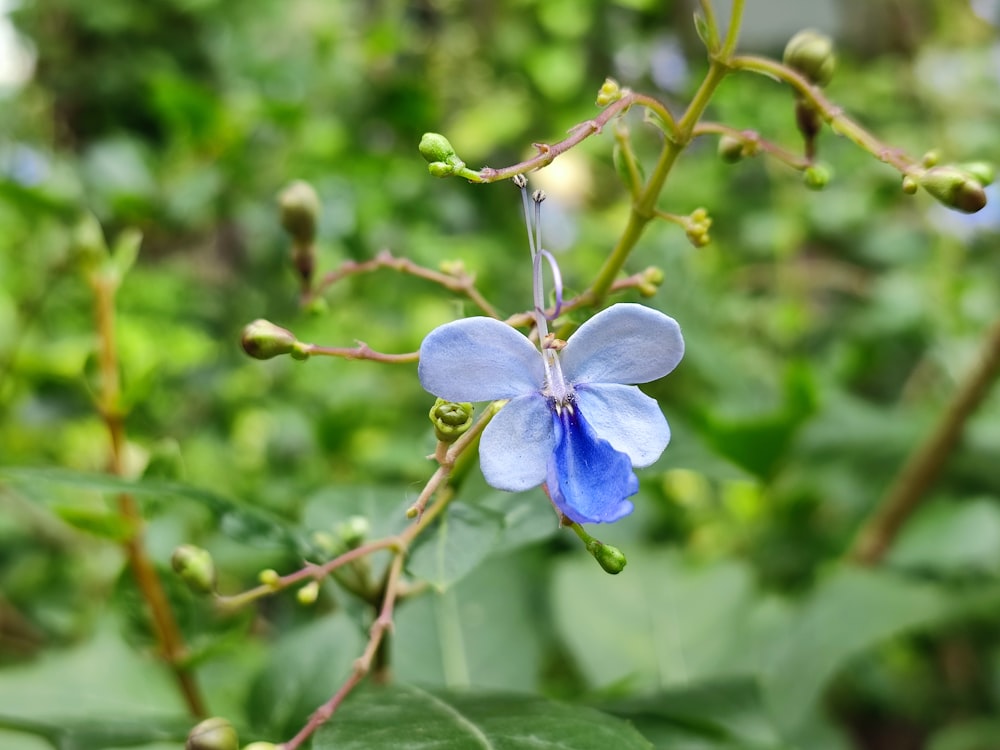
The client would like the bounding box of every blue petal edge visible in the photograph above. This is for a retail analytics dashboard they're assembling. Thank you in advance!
[418,317,544,402]
[546,402,639,525]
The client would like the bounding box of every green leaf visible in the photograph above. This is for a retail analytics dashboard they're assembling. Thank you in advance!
[606,678,788,750]
[888,497,1000,575]
[316,683,654,749]
[0,617,190,750]
[0,467,310,553]
[395,552,545,692]
[245,612,364,739]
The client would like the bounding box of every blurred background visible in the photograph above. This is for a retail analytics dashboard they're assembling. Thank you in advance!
[2,1,1000,749]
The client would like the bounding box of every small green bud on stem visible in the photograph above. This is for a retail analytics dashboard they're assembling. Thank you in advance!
[783,29,837,87]
[186,718,238,750]
[637,266,665,298]
[803,163,832,190]
[296,580,320,606]
[335,515,370,549]
[278,180,321,247]
[717,135,747,164]
[241,319,298,360]
[919,165,988,213]
[958,161,995,187]
[171,545,216,595]
[595,78,623,107]
[585,539,627,575]
[684,208,712,248]
[258,569,281,589]
[419,132,459,164]
[429,398,474,443]
[72,213,109,269]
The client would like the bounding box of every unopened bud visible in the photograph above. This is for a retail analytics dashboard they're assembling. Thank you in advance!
[783,29,837,87]
[586,540,627,575]
[243,744,278,750]
[595,78,623,107]
[296,580,320,606]
[186,718,238,750]
[427,161,454,178]
[919,165,987,213]
[258,569,281,589]
[335,515,370,549]
[921,149,942,168]
[171,545,216,595]
[241,319,298,360]
[803,163,832,190]
[717,134,746,164]
[429,398,474,443]
[637,266,664,297]
[420,133,456,163]
[901,175,919,195]
[278,181,320,246]
[72,213,108,268]
[957,161,995,187]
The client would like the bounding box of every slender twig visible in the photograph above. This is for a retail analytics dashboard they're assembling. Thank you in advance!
[311,248,500,318]
[473,93,678,184]
[88,270,206,718]
[730,54,920,175]
[850,319,1000,565]
[300,341,419,364]
[693,121,812,170]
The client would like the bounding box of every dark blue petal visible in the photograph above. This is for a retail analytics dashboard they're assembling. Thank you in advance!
[546,402,639,524]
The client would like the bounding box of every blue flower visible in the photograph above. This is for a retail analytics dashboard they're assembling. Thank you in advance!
[418,303,684,524]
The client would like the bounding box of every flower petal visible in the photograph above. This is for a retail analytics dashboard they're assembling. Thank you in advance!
[547,406,638,524]
[479,393,554,491]
[418,317,544,402]
[575,383,670,468]
[560,303,684,385]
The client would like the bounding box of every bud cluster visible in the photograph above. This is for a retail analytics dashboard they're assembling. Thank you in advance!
[429,398,474,443]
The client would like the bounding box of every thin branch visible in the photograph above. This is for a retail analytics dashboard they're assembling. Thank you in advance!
[300,341,419,364]
[311,248,500,318]
[730,54,920,174]
[89,271,206,718]
[473,92,678,183]
[850,319,1000,565]
[693,121,812,170]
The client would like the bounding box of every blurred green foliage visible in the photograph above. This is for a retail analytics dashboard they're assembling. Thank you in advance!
[2,0,1000,749]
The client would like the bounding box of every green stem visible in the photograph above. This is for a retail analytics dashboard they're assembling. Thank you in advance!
[731,54,920,173]
[586,1,745,303]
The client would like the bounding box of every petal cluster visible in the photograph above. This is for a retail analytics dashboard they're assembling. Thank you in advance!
[418,303,684,524]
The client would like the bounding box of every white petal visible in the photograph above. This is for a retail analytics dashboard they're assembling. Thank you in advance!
[479,394,554,492]
[418,317,544,402]
[575,383,670,468]
[560,303,684,385]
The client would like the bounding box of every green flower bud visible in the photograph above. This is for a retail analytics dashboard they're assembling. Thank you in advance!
[241,319,298,360]
[335,515,370,549]
[957,161,995,187]
[258,569,281,589]
[717,134,746,164]
[595,78,623,107]
[585,540,627,575]
[243,743,278,750]
[72,213,108,268]
[296,580,320,606]
[278,180,320,246]
[921,149,942,168]
[171,545,216,595]
[901,175,919,195]
[427,161,454,178]
[186,718,238,750]
[637,266,665,297]
[783,29,837,87]
[419,133,458,165]
[429,398,474,443]
[919,165,987,213]
[803,163,832,190]
[289,341,312,361]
